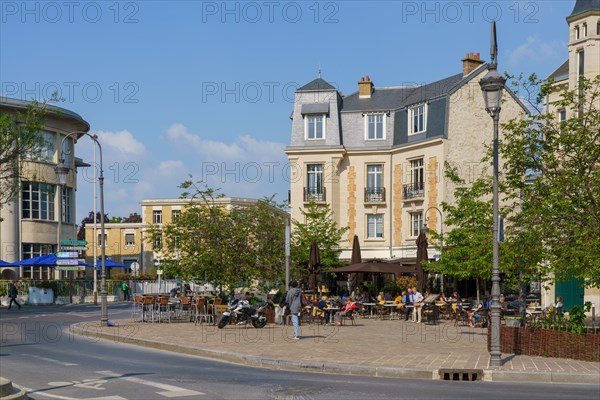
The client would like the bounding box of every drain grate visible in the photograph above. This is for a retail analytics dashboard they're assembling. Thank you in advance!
[438,369,483,381]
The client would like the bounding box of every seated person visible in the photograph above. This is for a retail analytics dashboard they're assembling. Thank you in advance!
[170,287,181,298]
[439,293,449,303]
[359,291,372,303]
[469,299,489,327]
[554,296,563,314]
[339,299,357,317]
[183,284,192,296]
[384,291,394,302]
[377,291,385,304]
[315,296,332,323]
[449,291,462,302]
[394,292,405,304]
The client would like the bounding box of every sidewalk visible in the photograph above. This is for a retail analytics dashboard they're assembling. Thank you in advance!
[72,316,600,384]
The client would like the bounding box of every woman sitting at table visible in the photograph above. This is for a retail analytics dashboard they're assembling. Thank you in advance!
[377,291,385,304]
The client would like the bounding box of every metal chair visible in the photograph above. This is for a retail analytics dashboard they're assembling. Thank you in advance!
[194,297,208,325]
[340,310,356,326]
[141,295,155,322]
[132,294,143,321]
[156,296,172,323]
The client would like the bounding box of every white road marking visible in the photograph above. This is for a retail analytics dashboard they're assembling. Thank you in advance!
[23,354,79,366]
[48,379,108,391]
[20,385,125,400]
[97,370,205,398]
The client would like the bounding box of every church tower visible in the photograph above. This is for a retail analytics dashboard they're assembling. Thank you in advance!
[566,0,600,90]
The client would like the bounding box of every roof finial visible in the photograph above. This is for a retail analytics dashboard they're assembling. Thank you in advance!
[318,64,321,79]
[490,20,498,67]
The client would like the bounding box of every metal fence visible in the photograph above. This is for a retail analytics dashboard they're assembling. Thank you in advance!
[0,279,215,299]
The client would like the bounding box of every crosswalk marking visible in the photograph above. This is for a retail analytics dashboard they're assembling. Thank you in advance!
[96,370,204,398]
[21,385,126,400]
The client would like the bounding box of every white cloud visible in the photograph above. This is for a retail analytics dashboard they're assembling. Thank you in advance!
[95,129,147,156]
[165,123,285,162]
[506,36,566,67]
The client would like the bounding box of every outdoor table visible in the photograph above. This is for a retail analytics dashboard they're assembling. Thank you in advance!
[383,303,400,320]
[362,303,376,318]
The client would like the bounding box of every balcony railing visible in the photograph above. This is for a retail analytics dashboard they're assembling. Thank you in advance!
[304,187,326,202]
[364,187,386,203]
[403,182,424,200]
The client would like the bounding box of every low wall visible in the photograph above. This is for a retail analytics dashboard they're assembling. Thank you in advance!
[488,325,600,362]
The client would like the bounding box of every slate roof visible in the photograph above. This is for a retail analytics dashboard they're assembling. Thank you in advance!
[548,60,569,81]
[297,78,337,92]
[568,0,600,20]
[341,73,464,112]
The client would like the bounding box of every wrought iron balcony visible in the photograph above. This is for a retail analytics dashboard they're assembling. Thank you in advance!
[304,187,326,202]
[364,187,386,203]
[403,182,424,200]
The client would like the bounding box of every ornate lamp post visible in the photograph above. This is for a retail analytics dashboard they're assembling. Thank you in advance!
[423,206,444,291]
[55,132,108,325]
[479,21,506,367]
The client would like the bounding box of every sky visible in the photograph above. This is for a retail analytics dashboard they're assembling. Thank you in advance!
[0,0,576,223]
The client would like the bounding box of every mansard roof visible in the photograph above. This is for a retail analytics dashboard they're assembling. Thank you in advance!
[548,60,569,82]
[341,73,465,112]
[567,0,600,21]
[297,78,337,92]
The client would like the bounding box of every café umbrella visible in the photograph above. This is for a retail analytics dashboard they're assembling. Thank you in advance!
[416,230,428,293]
[307,240,321,291]
[348,234,362,291]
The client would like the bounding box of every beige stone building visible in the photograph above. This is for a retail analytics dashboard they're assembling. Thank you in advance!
[542,0,600,310]
[0,97,89,280]
[83,197,265,275]
[286,54,528,271]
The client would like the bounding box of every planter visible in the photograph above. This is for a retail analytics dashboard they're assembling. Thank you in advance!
[492,325,600,361]
[28,287,54,304]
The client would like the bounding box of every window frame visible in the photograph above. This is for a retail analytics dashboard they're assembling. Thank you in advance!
[153,210,163,224]
[22,182,55,221]
[367,214,384,239]
[365,113,386,140]
[304,114,326,140]
[125,233,135,246]
[408,104,427,135]
[409,211,423,238]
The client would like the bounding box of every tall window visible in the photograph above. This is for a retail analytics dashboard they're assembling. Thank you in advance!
[153,210,162,224]
[153,233,162,250]
[306,163,324,201]
[409,104,426,134]
[61,186,73,223]
[410,212,423,237]
[306,115,325,139]
[125,233,135,246]
[22,182,55,220]
[578,50,585,79]
[98,233,107,246]
[597,22,600,35]
[366,113,384,139]
[367,215,383,238]
[411,159,424,187]
[41,131,56,161]
[583,23,587,37]
[575,25,580,39]
[366,164,384,202]
[172,209,181,221]
[22,243,55,280]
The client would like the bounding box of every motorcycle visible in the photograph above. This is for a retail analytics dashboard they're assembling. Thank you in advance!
[217,298,272,329]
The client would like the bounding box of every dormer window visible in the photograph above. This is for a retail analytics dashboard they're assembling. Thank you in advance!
[305,115,325,139]
[409,104,427,135]
[365,113,385,140]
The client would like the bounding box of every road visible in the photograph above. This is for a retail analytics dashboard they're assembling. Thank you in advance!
[0,304,598,400]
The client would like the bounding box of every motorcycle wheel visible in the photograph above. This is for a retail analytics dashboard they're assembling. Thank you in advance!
[252,313,268,329]
[217,315,229,329]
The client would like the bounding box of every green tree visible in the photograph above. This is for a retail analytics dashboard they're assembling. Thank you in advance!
[291,200,348,276]
[0,101,48,212]
[148,179,287,291]
[501,75,600,287]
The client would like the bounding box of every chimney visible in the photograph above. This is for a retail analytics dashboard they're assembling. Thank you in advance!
[462,52,485,77]
[358,76,373,98]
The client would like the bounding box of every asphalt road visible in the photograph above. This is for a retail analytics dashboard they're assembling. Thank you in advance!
[0,304,598,400]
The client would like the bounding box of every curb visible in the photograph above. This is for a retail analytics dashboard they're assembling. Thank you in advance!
[70,324,599,385]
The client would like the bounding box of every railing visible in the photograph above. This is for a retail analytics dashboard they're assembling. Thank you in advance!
[364,187,386,203]
[304,187,326,202]
[403,182,425,199]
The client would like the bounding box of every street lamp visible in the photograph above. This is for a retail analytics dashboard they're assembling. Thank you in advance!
[479,21,506,368]
[55,132,109,325]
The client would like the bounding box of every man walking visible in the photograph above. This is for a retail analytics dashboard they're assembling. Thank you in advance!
[285,281,303,340]
[412,287,424,323]
[122,281,131,301]
[8,283,21,310]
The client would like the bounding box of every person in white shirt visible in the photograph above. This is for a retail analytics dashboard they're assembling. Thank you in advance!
[411,287,424,323]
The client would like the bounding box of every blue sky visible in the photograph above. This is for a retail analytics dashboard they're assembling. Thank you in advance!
[1,0,575,222]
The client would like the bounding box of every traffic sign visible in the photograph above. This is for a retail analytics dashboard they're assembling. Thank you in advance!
[56,259,83,266]
[61,246,88,251]
[57,252,79,258]
[57,266,85,271]
[60,239,88,246]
